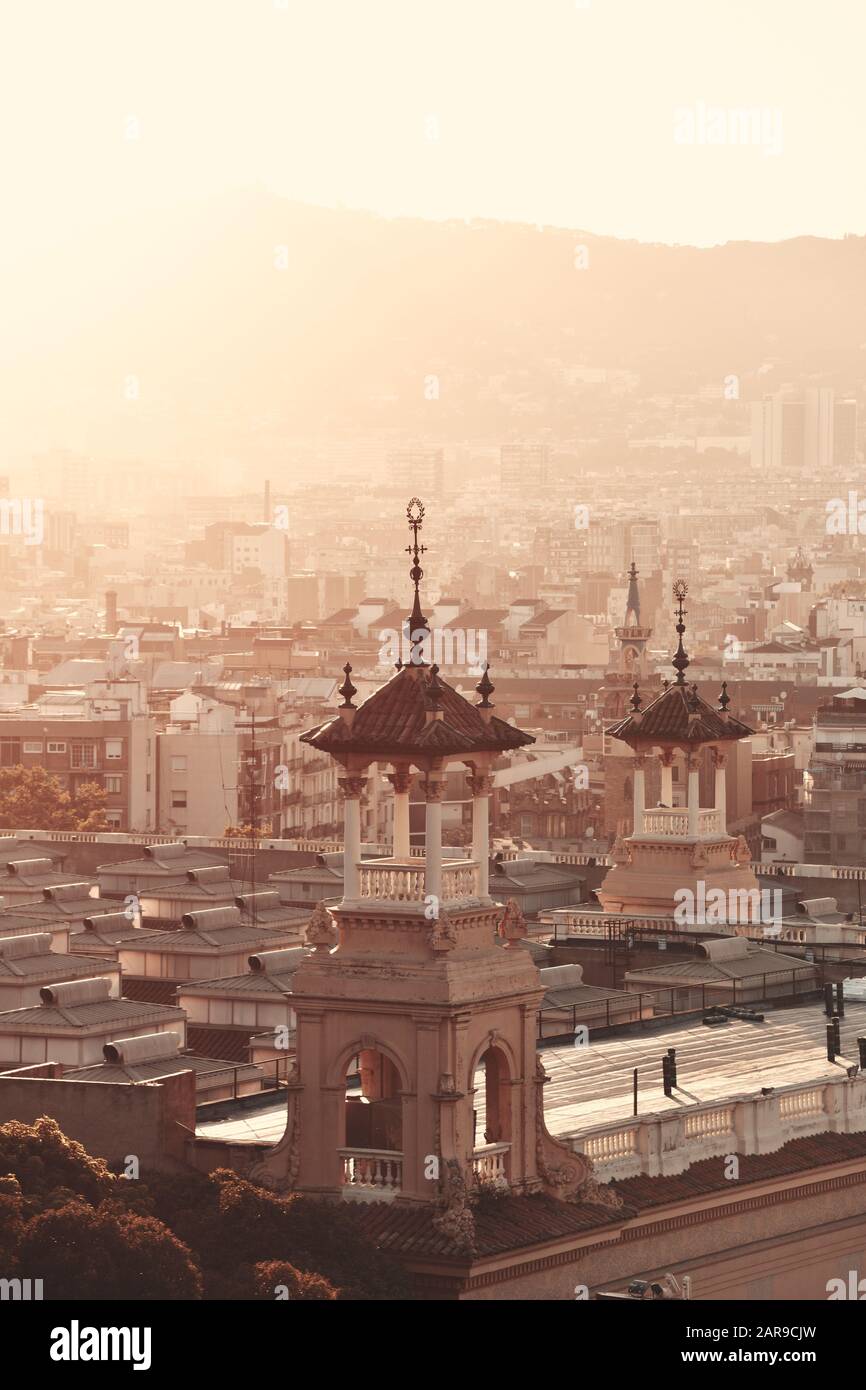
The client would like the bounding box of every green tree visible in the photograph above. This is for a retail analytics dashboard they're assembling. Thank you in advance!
[253,1260,337,1301]
[0,1117,115,1209]
[16,1199,203,1300]
[0,765,108,831]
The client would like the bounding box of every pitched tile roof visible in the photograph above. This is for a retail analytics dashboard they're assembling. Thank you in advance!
[614,1129,866,1211]
[301,664,534,759]
[608,681,754,746]
[349,1192,619,1260]
[349,1129,866,1262]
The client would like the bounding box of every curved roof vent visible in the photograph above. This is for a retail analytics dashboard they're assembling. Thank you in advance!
[0,932,52,959]
[796,896,838,918]
[103,1031,181,1065]
[186,865,231,884]
[7,858,53,876]
[40,977,113,1007]
[143,843,188,861]
[83,911,135,932]
[248,947,306,975]
[235,890,281,912]
[181,905,241,931]
[43,883,93,902]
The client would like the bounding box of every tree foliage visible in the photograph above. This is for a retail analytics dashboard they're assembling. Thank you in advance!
[0,1122,413,1301]
[0,765,109,831]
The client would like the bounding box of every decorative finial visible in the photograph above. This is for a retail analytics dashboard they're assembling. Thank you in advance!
[405,497,430,665]
[338,661,357,708]
[671,579,690,686]
[630,682,642,712]
[476,662,494,708]
[719,680,731,713]
[427,663,443,709]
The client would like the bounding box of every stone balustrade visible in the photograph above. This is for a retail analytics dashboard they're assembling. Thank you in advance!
[638,807,723,838]
[357,858,480,905]
[473,1142,510,1184]
[338,1148,403,1200]
[573,1074,866,1180]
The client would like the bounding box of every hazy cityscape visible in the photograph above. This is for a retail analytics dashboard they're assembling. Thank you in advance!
[2,0,866,1360]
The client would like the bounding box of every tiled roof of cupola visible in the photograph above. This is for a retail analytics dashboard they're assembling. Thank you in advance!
[303,648,534,757]
[301,501,535,760]
[608,581,754,746]
[608,679,754,745]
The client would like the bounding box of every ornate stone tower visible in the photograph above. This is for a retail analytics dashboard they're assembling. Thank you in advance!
[787,546,813,591]
[597,580,762,920]
[599,562,659,838]
[254,501,612,1229]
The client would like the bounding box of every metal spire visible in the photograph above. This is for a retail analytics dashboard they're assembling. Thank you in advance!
[405,497,430,666]
[671,579,690,686]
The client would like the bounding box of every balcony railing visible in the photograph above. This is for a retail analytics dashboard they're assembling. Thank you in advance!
[638,807,723,839]
[472,1142,510,1185]
[574,1074,866,1181]
[357,858,480,905]
[338,1148,403,1201]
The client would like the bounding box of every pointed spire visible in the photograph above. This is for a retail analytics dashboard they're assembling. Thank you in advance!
[625,559,641,626]
[719,680,731,713]
[338,662,357,709]
[630,682,642,712]
[405,497,430,665]
[671,579,690,685]
[476,662,495,708]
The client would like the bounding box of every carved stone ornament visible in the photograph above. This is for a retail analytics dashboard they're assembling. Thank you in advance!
[428,908,458,952]
[497,896,527,949]
[611,835,631,866]
[432,1157,477,1255]
[306,900,338,953]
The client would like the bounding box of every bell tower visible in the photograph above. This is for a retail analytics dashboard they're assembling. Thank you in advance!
[253,501,616,1231]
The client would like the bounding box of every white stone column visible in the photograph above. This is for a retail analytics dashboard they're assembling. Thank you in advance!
[632,756,646,835]
[468,770,493,897]
[339,774,365,901]
[423,773,444,903]
[687,755,700,838]
[660,751,674,807]
[713,749,727,832]
[387,770,412,859]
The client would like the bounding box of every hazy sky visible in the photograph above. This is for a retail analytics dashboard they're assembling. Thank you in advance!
[4,0,865,251]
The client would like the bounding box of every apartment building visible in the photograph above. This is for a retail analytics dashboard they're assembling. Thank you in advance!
[156,691,283,837]
[804,688,866,865]
[0,679,156,831]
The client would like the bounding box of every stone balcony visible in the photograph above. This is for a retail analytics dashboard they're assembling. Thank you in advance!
[636,807,723,840]
[472,1141,510,1186]
[357,858,481,907]
[339,1142,511,1201]
[338,1147,403,1201]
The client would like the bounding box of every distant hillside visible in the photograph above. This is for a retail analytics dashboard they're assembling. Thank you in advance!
[4,190,866,460]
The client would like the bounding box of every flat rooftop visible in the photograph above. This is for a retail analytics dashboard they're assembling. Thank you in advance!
[193,1002,866,1149]
[538,1001,866,1137]
[196,1098,289,1144]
